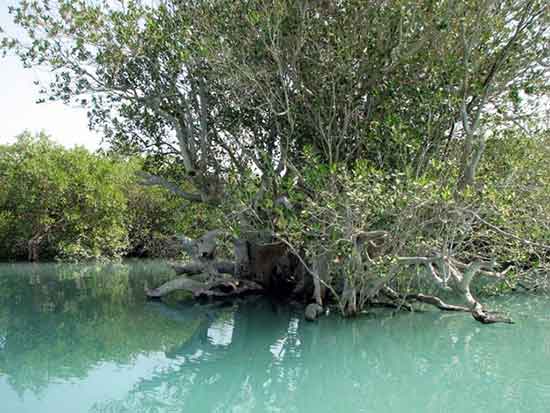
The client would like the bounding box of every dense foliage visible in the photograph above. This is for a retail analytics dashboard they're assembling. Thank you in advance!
[1,0,549,315]
[0,133,195,261]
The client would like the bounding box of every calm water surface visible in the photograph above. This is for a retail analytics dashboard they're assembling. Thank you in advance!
[0,261,549,413]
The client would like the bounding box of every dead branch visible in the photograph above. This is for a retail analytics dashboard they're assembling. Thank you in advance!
[406,293,470,312]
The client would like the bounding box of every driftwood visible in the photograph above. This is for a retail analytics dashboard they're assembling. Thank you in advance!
[145,278,263,299]
[146,231,304,301]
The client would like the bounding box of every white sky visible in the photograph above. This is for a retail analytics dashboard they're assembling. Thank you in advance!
[0,0,102,150]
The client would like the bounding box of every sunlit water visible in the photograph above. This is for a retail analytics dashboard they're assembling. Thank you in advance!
[1,261,549,413]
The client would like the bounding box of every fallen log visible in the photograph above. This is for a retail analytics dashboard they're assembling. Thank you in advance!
[145,276,264,299]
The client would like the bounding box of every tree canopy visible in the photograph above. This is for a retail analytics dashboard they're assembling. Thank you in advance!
[3,0,548,200]
[2,0,549,317]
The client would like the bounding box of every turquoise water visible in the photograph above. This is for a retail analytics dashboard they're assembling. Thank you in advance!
[1,261,549,413]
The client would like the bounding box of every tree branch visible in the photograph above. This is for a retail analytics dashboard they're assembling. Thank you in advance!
[138,172,203,202]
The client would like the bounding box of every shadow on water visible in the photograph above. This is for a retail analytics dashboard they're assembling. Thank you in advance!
[1,262,550,413]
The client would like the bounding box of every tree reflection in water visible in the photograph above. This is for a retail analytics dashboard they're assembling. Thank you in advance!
[0,261,199,395]
[1,262,550,413]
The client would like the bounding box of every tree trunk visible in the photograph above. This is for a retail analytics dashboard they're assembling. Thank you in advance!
[146,232,306,300]
[458,136,486,190]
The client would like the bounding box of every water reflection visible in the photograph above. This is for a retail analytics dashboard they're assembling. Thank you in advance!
[0,261,198,396]
[92,298,550,413]
[89,299,308,413]
[1,262,550,413]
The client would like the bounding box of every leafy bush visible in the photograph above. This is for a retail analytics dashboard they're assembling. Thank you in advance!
[0,133,198,261]
[0,133,130,260]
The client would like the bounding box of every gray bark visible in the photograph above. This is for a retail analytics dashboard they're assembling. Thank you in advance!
[311,253,330,306]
